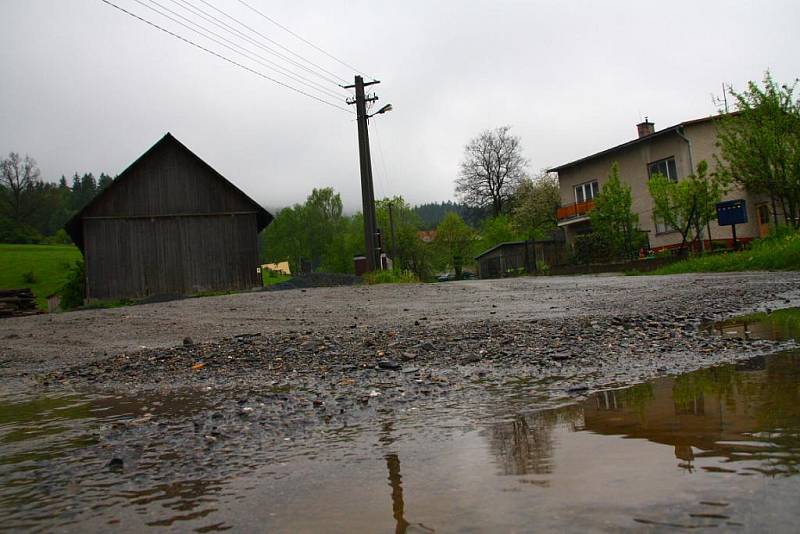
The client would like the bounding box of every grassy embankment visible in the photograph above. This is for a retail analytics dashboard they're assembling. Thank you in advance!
[0,243,291,311]
[261,270,292,287]
[649,230,800,275]
[363,269,419,284]
[0,244,81,310]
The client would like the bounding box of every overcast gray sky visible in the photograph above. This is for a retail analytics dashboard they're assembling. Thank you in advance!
[1,0,798,212]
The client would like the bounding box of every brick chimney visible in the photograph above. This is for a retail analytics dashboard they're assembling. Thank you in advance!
[636,118,655,138]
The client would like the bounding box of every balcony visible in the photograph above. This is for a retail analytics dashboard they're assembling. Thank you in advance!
[557,200,594,223]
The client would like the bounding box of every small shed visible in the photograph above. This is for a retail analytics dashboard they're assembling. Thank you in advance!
[475,241,531,279]
[65,133,273,300]
[475,237,567,279]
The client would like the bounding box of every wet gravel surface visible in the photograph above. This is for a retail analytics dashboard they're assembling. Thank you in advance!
[1,272,800,530]
[2,271,799,376]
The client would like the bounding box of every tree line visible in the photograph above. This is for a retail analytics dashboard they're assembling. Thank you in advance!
[0,153,112,244]
[260,174,561,280]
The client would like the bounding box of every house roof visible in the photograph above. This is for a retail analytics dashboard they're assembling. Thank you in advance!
[547,114,730,173]
[417,230,437,242]
[475,241,526,260]
[474,231,566,259]
[64,133,273,252]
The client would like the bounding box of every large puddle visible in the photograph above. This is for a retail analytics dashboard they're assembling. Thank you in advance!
[2,311,800,531]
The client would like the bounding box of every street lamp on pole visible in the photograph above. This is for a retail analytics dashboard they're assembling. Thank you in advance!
[345,76,392,272]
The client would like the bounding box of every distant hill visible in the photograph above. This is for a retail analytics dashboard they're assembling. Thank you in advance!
[412,201,487,229]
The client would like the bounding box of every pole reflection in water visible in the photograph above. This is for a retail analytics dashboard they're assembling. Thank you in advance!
[386,453,410,534]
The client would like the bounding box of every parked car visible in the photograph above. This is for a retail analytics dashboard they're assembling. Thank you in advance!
[437,272,475,282]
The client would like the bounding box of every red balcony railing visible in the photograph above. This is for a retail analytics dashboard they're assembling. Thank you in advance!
[557,200,595,221]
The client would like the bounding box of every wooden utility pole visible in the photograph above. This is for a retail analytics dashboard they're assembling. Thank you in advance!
[345,75,381,272]
[388,201,398,265]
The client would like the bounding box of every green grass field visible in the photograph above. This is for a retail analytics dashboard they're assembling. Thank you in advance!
[649,229,800,275]
[0,244,82,310]
[261,270,292,286]
[0,244,291,311]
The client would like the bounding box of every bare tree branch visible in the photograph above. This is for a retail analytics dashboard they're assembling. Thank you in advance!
[455,126,528,217]
[0,152,42,223]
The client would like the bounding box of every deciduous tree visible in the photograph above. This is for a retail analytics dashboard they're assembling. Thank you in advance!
[455,126,528,217]
[376,196,432,279]
[511,172,561,240]
[436,211,475,279]
[648,160,726,253]
[590,163,641,260]
[715,72,800,227]
[478,214,522,253]
[0,152,42,224]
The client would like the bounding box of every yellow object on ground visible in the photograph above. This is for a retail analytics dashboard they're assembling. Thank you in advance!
[262,262,291,275]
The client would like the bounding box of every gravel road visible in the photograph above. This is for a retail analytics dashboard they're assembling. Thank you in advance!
[2,272,799,380]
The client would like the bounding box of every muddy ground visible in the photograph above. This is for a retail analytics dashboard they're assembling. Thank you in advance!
[0,272,798,428]
[2,272,800,530]
[1,272,798,372]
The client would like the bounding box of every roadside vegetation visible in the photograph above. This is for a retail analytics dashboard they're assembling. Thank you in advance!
[261,270,292,287]
[363,269,419,285]
[650,228,800,274]
[0,243,81,309]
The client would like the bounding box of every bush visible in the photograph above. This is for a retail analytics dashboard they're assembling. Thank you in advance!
[59,259,86,310]
[571,233,613,265]
[364,269,419,285]
[650,228,800,274]
[40,229,72,245]
[0,219,42,244]
[535,260,550,274]
[21,270,37,284]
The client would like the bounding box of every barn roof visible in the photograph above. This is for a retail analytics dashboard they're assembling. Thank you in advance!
[65,133,273,252]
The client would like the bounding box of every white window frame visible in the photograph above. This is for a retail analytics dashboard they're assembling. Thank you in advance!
[574,180,599,204]
[647,157,679,182]
[648,157,679,233]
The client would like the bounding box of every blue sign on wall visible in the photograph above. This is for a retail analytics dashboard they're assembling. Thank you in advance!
[716,199,748,226]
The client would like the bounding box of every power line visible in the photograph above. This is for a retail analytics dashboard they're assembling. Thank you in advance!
[137,0,346,101]
[191,0,350,86]
[132,0,347,102]
[99,0,354,113]
[371,118,390,199]
[149,0,347,100]
[169,0,348,89]
[237,0,374,82]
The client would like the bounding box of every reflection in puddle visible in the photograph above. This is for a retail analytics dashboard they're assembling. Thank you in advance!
[708,306,800,341]
[582,354,799,477]
[237,350,800,532]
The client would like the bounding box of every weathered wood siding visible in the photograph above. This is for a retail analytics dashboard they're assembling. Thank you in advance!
[84,214,259,299]
[79,137,264,300]
[83,139,254,218]
[477,241,567,279]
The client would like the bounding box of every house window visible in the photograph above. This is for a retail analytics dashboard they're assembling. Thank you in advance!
[647,157,678,182]
[649,157,679,233]
[654,217,675,235]
[574,180,600,204]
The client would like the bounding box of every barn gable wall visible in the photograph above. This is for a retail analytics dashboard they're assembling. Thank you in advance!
[72,134,269,300]
[84,139,255,218]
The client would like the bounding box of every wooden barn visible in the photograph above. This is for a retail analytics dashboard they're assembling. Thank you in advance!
[65,133,273,300]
